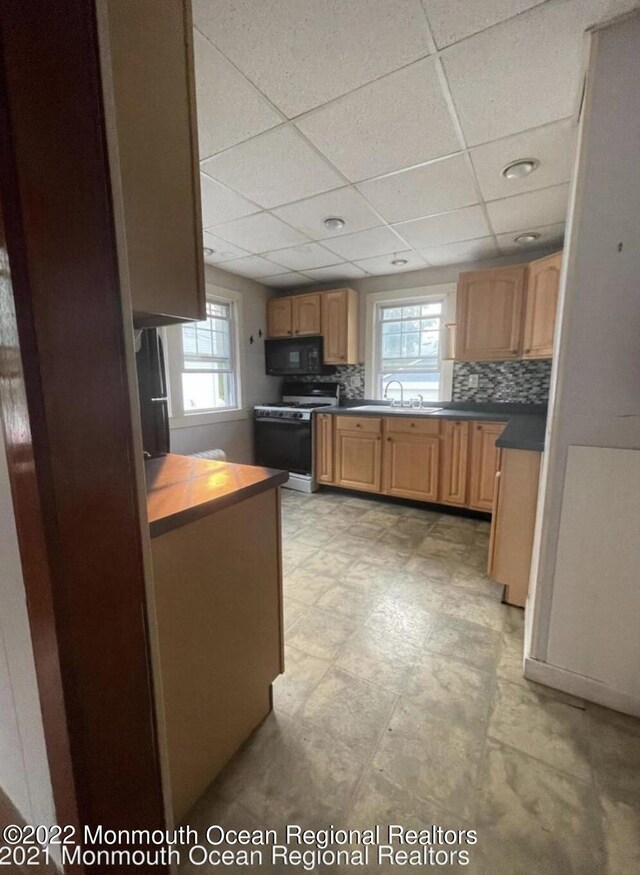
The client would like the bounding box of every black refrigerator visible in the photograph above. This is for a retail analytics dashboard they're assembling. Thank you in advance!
[135,328,170,457]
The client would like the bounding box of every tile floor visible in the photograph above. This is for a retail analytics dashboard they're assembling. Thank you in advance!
[182,488,640,874]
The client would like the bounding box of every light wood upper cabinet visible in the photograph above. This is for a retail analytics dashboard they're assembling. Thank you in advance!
[292,293,321,336]
[315,413,334,484]
[322,288,359,364]
[334,417,382,493]
[267,298,293,338]
[439,420,470,507]
[522,251,562,359]
[468,421,504,512]
[266,288,359,364]
[456,267,526,361]
[99,0,205,327]
[383,419,440,503]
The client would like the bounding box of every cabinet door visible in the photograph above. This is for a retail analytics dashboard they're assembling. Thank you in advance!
[335,422,382,493]
[321,289,359,364]
[456,267,526,361]
[315,413,334,484]
[102,0,205,327]
[383,428,440,502]
[468,422,504,511]
[292,293,321,336]
[439,420,469,506]
[522,251,562,359]
[267,297,293,338]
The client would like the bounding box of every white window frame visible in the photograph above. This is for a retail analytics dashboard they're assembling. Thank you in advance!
[364,284,456,402]
[165,284,247,429]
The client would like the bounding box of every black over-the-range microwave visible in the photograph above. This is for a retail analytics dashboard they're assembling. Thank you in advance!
[265,335,328,376]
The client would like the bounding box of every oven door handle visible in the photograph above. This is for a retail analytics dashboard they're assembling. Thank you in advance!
[254,417,310,425]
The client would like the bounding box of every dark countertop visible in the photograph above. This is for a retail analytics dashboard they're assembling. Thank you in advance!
[146,453,288,537]
[321,401,547,452]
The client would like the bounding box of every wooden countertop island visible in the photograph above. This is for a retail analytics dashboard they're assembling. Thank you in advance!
[145,454,287,822]
[146,452,288,536]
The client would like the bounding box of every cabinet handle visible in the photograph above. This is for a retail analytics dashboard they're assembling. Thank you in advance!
[386,437,391,441]
[410,422,415,427]
[355,423,361,428]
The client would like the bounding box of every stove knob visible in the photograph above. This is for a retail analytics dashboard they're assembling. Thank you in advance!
[295,412,303,419]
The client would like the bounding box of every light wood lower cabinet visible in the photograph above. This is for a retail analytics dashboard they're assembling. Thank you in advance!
[334,416,382,493]
[439,420,469,506]
[468,422,504,511]
[151,488,283,820]
[319,414,505,512]
[315,412,334,484]
[382,419,440,502]
[488,449,541,607]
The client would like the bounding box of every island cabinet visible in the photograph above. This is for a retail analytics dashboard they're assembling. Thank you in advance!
[439,420,470,506]
[334,416,382,493]
[266,288,359,364]
[146,454,286,821]
[99,0,205,327]
[468,422,504,511]
[522,251,562,359]
[382,418,440,502]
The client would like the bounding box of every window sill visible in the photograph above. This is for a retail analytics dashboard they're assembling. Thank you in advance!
[169,408,249,430]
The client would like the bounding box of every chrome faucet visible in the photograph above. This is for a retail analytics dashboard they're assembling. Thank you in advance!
[383,380,404,408]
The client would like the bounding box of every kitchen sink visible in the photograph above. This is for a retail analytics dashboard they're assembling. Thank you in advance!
[349,405,444,415]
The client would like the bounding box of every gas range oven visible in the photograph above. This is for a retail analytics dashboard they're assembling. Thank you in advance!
[253,382,340,493]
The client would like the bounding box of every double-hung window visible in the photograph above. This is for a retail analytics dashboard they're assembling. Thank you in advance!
[375,298,444,403]
[166,292,242,423]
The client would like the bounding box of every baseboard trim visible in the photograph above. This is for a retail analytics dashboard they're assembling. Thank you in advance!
[524,657,640,717]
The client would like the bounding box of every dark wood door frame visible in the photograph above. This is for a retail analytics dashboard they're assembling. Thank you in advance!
[0,0,166,864]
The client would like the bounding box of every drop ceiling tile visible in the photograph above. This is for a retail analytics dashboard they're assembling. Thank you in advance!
[211,213,309,252]
[419,237,499,267]
[192,0,432,117]
[323,226,410,261]
[353,251,428,275]
[202,231,248,264]
[486,184,569,234]
[271,187,382,240]
[201,126,343,208]
[219,255,284,279]
[193,29,282,160]
[265,243,341,271]
[356,154,478,224]
[422,0,546,49]
[394,205,490,249]
[295,58,460,181]
[200,173,260,227]
[262,273,313,289]
[441,2,606,146]
[470,120,577,201]
[302,264,369,282]
[496,222,565,255]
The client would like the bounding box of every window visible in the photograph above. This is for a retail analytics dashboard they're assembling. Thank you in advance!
[166,291,243,424]
[375,299,444,402]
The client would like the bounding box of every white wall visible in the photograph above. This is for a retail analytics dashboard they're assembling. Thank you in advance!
[526,11,640,715]
[169,264,280,463]
[0,427,55,826]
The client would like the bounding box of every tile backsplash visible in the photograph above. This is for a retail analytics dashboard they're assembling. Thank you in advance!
[452,359,552,403]
[296,364,365,400]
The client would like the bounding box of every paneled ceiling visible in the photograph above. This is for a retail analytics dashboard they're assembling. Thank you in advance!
[193,0,636,286]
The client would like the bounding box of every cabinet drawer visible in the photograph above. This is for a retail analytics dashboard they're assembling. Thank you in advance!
[335,416,381,434]
[384,416,440,436]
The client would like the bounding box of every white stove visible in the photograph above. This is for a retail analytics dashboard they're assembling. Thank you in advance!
[254,382,340,492]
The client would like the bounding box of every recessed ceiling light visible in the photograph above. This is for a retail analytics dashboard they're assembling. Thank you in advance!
[203,247,215,256]
[501,159,539,180]
[323,216,345,230]
[514,232,541,245]
[391,257,408,266]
